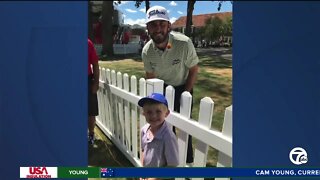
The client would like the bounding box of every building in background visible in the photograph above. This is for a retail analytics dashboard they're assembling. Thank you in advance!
[172,12,232,47]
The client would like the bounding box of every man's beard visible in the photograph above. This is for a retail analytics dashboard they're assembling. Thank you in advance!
[150,31,169,44]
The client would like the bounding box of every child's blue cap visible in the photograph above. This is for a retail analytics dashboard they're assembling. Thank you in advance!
[138,93,168,107]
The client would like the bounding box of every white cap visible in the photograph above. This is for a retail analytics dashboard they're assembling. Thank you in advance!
[146,6,170,24]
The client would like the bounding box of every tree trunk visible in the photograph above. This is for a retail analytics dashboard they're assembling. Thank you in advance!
[88,1,94,42]
[145,0,150,12]
[185,0,196,37]
[101,1,114,57]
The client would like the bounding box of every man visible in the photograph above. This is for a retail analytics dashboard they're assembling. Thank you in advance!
[141,5,199,164]
[88,38,100,145]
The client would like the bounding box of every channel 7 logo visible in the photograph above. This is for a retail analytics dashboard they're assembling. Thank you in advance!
[289,147,308,165]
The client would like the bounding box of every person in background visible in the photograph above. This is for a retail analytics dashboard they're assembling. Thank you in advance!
[88,38,100,145]
[122,30,130,44]
[141,5,199,164]
[93,16,103,44]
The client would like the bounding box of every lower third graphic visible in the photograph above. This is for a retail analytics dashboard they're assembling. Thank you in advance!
[100,168,114,177]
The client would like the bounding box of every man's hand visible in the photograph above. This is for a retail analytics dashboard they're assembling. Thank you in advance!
[146,72,156,79]
[185,65,199,92]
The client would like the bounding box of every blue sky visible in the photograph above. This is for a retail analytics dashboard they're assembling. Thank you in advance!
[114,1,233,26]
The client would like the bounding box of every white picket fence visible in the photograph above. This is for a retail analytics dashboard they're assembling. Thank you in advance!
[96,68,232,180]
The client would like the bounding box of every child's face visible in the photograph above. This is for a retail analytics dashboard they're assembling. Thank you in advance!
[142,103,169,127]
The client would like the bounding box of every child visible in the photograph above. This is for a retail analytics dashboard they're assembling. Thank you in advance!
[138,93,179,168]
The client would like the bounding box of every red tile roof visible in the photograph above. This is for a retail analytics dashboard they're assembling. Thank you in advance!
[171,12,232,29]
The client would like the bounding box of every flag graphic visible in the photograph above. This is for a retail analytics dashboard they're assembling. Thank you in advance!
[100,168,114,177]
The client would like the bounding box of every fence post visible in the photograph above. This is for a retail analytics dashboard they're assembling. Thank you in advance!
[138,78,146,164]
[193,97,214,169]
[97,68,105,128]
[139,78,146,127]
[146,78,164,95]
[106,69,113,134]
[123,73,131,151]
[216,105,232,180]
[165,86,175,131]
[131,76,138,160]
[111,70,119,140]
[177,92,192,167]
[117,72,125,146]
[100,68,107,126]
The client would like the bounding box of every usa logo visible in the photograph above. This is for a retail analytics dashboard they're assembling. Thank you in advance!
[20,167,57,178]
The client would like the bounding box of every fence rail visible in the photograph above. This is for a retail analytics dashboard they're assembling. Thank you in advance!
[96,68,232,180]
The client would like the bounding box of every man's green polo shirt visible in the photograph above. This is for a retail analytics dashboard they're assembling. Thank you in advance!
[142,31,199,86]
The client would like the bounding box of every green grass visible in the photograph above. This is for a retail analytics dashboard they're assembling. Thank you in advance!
[98,49,232,167]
